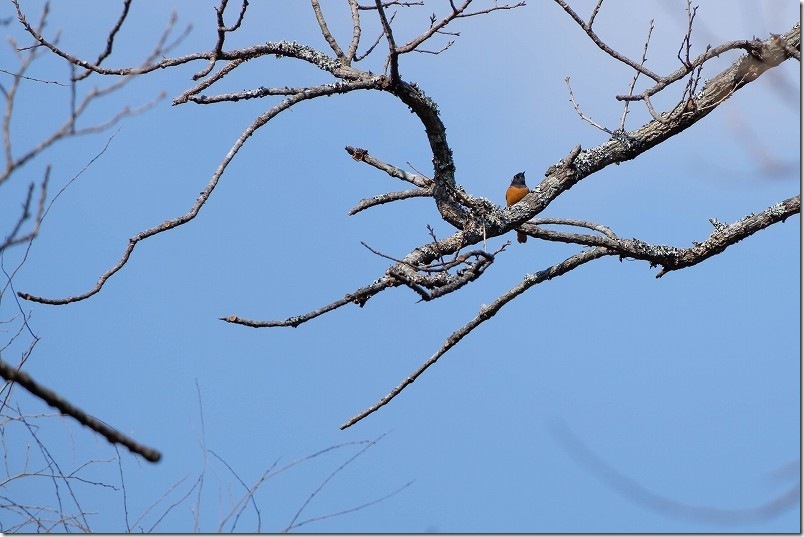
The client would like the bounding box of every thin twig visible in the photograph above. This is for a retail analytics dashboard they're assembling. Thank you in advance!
[565,76,612,133]
[619,19,654,130]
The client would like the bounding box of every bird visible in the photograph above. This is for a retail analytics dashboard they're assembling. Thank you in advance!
[505,171,528,243]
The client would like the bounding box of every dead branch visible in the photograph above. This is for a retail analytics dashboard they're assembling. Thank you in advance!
[349,188,433,215]
[565,76,612,133]
[221,278,395,328]
[10,2,799,430]
[0,168,47,254]
[313,0,346,61]
[0,359,161,462]
[554,0,663,81]
[619,18,654,130]
[341,246,612,428]
[517,196,801,276]
[1,3,169,186]
[226,18,798,330]
[652,196,800,277]
[72,0,133,81]
[396,1,525,54]
[345,145,433,188]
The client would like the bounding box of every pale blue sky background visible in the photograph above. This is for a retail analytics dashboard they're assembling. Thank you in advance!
[1,0,799,532]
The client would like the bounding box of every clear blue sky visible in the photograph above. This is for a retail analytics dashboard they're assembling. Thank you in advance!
[2,0,799,532]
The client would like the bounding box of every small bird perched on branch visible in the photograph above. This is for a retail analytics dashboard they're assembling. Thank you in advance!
[505,171,528,243]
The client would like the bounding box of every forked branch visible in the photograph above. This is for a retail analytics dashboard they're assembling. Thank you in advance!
[340,246,612,428]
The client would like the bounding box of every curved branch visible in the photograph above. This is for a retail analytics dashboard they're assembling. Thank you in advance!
[17,78,387,305]
[13,0,194,77]
[389,80,465,225]
[349,188,432,215]
[17,66,458,306]
[552,420,801,524]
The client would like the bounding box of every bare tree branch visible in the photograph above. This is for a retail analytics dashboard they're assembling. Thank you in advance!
[0,360,161,462]
[374,0,400,80]
[345,145,433,188]
[313,0,346,60]
[222,278,395,328]
[1,2,170,186]
[10,1,798,430]
[349,188,433,215]
[518,196,801,277]
[345,0,362,62]
[72,0,133,81]
[341,246,612,428]
[192,0,249,80]
[0,168,47,254]
[565,76,612,133]
[619,18,654,130]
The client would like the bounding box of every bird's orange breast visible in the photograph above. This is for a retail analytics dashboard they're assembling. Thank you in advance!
[506,185,529,206]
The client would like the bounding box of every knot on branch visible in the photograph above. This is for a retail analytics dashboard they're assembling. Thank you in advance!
[610,130,642,153]
[545,144,582,178]
[620,238,681,268]
[708,217,728,231]
[346,145,368,161]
